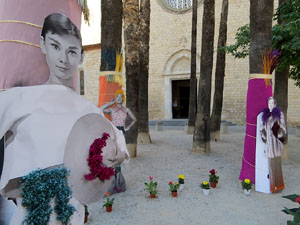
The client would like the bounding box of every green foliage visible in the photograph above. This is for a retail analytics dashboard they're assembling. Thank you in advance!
[241,179,252,191]
[168,181,180,192]
[221,24,250,59]
[209,169,219,183]
[223,0,300,87]
[144,179,158,195]
[273,0,300,87]
[102,197,115,207]
[178,178,184,184]
[200,181,210,190]
[282,194,300,225]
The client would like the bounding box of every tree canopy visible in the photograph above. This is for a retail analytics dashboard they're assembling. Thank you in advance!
[223,0,300,87]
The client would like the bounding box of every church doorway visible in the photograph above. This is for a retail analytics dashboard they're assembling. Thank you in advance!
[172,79,190,119]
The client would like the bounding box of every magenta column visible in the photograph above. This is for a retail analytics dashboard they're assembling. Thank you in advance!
[239,78,272,184]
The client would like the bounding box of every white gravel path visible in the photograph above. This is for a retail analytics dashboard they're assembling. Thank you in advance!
[86,126,300,225]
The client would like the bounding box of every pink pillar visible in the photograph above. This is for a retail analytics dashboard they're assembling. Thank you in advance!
[0,0,81,89]
[239,78,272,183]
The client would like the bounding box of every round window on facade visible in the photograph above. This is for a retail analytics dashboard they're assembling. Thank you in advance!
[159,0,202,13]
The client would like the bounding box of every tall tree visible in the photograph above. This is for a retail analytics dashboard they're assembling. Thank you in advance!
[210,0,229,141]
[124,0,140,157]
[187,0,198,134]
[192,0,215,153]
[274,0,289,160]
[239,0,273,183]
[100,0,122,71]
[137,0,151,144]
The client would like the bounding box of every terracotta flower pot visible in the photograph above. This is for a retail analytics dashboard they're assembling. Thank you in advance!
[150,193,156,198]
[210,181,217,188]
[171,191,178,197]
[84,214,89,224]
[106,205,112,212]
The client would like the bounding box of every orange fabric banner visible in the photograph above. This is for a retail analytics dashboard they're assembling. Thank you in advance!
[98,76,122,121]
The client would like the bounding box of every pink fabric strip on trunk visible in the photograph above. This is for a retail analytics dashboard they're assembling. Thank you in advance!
[239,79,272,184]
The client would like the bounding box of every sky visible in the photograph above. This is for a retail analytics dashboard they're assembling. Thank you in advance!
[81,0,100,45]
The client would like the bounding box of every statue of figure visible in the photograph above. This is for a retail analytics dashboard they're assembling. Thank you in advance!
[100,89,137,134]
[257,96,286,193]
[0,13,128,225]
[100,89,136,194]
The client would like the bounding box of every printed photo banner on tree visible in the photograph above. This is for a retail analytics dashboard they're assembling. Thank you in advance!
[98,71,124,120]
[98,50,124,120]
[0,0,82,89]
[239,73,272,184]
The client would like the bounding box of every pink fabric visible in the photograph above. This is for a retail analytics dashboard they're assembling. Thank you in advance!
[111,107,126,127]
[0,0,81,89]
[239,79,272,184]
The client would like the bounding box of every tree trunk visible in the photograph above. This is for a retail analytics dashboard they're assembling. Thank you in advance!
[210,0,228,141]
[187,0,198,134]
[100,0,122,71]
[249,1,273,73]
[192,0,215,154]
[138,0,151,144]
[274,0,289,160]
[239,0,273,183]
[124,0,140,157]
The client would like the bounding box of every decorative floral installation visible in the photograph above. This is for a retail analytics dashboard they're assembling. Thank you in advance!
[209,169,219,183]
[103,192,115,207]
[242,178,252,191]
[168,181,180,192]
[84,132,115,181]
[262,49,281,87]
[282,194,300,224]
[20,167,75,225]
[262,107,281,125]
[178,174,185,184]
[296,197,300,205]
[200,181,210,190]
[144,176,158,195]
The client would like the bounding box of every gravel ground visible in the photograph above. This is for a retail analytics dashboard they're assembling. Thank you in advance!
[87,126,300,225]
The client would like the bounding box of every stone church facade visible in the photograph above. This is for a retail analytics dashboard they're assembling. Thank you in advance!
[79,0,300,126]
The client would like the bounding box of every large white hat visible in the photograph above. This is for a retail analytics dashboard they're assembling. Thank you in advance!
[64,113,125,205]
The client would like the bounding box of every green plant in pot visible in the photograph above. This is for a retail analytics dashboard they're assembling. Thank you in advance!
[103,192,115,212]
[144,176,158,198]
[209,169,219,188]
[169,181,180,197]
[242,179,252,195]
[200,181,210,196]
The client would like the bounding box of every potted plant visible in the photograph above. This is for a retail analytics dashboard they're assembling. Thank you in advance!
[84,205,89,223]
[103,192,115,212]
[282,194,300,224]
[200,181,210,195]
[144,176,158,198]
[242,179,252,195]
[209,169,219,188]
[178,174,185,190]
[169,181,180,197]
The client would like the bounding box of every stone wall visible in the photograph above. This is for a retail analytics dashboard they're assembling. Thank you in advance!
[80,44,101,106]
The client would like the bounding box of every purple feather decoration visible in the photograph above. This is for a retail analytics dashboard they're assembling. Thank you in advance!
[262,107,281,124]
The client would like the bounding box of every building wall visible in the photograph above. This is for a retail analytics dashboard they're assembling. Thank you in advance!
[79,44,101,106]
[81,0,300,126]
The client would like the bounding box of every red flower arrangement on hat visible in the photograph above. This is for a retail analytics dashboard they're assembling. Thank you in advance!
[84,133,115,181]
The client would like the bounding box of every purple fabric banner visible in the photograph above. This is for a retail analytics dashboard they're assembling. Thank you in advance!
[239,78,272,184]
